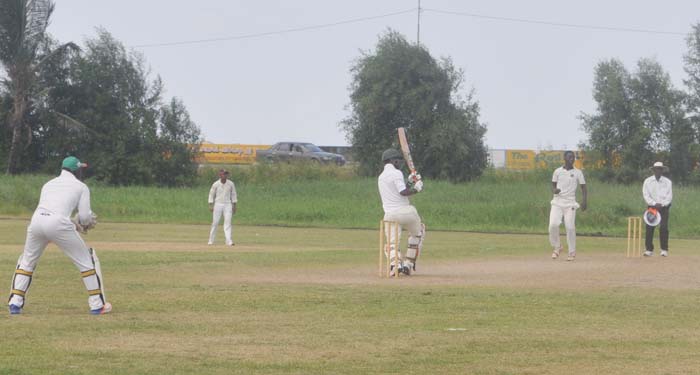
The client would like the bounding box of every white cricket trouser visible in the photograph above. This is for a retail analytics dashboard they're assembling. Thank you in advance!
[8,209,106,310]
[209,203,233,245]
[548,203,577,255]
[384,205,424,266]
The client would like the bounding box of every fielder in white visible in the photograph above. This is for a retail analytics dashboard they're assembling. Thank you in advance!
[549,151,587,261]
[208,169,238,246]
[378,149,425,276]
[8,156,111,315]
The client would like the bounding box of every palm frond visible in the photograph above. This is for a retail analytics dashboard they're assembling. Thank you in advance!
[0,0,54,66]
[20,0,54,62]
[0,0,26,64]
[36,41,79,68]
[53,111,104,137]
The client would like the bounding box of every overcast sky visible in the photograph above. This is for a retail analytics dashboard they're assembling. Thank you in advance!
[48,0,700,149]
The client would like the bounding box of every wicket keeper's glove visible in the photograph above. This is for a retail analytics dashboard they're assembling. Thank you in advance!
[72,213,98,234]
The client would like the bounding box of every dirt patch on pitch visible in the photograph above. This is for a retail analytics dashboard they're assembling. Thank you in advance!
[6,240,697,291]
[207,252,700,291]
[409,254,700,290]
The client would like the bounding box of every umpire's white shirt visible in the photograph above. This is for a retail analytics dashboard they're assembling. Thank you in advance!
[551,166,585,207]
[378,164,409,213]
[208,180,237,204]
[643,175,672,206]
[36,170,93,224]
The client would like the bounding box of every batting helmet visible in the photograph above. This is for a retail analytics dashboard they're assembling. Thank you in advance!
[382,149,403,162]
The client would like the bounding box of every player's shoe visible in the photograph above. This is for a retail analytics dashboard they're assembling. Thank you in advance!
[90,302,112,315]
[207,242,213,245]
[644,250,653,257]
[552,248,561,259]
[389,264,407,277]
[660,250,668,257]
[567,254,575,261]
[9,304,22,315]
[227,242,234,246]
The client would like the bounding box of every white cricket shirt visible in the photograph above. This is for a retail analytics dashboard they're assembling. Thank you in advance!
[378,163,409,213]
[36,170,93,223]
[552,166,585,202]
[208,179,237,204]
[643,175,672,206]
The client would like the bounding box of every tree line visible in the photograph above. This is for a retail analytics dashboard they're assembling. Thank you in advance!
[4,2,698,186]
[342,31,489,182]
[345,26,700,184]
[0,1,200,186]
[580,23,700,183]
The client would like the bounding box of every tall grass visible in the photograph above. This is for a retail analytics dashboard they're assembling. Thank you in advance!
[3,166,700,237]
[195,163,358,185]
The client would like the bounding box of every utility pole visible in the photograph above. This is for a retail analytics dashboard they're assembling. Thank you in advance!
[417,0,421,45]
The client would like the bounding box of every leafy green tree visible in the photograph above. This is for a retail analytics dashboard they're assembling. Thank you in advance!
[631,58,691,181]
[580,59,649,182]
[22,36,85,173]
[69,30,162,184]
[50,30,201,186]
[154,97,201,186]
[342,30,487,181]
[0,0,77,174]
[0,92,12,171]
[684,23,700,126]
[683,22,700,178]
[582,58,692,182]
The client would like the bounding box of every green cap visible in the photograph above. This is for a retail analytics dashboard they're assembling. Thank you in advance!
[62,156,86,171]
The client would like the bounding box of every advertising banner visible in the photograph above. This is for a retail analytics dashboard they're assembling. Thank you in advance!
[505,150,536,170]
[195,144,271,164]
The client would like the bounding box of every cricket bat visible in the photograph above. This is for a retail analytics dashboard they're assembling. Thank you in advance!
[397,127,420,182]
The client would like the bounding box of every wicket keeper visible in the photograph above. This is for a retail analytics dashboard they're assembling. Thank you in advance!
[8,157,111,315]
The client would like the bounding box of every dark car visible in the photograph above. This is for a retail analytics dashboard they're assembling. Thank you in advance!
[256,142,346,166]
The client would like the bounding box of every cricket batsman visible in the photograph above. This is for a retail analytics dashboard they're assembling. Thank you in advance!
[378,149,426,276]
[7,156,111,315]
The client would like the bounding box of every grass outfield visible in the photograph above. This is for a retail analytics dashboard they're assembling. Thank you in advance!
[2,171,700,237]
[1,219,700,374]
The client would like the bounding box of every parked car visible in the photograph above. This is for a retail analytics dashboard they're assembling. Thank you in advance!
[256,142,346,166]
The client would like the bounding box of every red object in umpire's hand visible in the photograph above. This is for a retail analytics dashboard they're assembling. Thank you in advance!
[644,207,661,227]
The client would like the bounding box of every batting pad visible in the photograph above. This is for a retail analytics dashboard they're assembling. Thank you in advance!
[9,255,35,307]
[406,223,426,266]
[82,248,107,310]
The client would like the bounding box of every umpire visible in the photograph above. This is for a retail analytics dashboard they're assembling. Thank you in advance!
[643,162,672,257]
